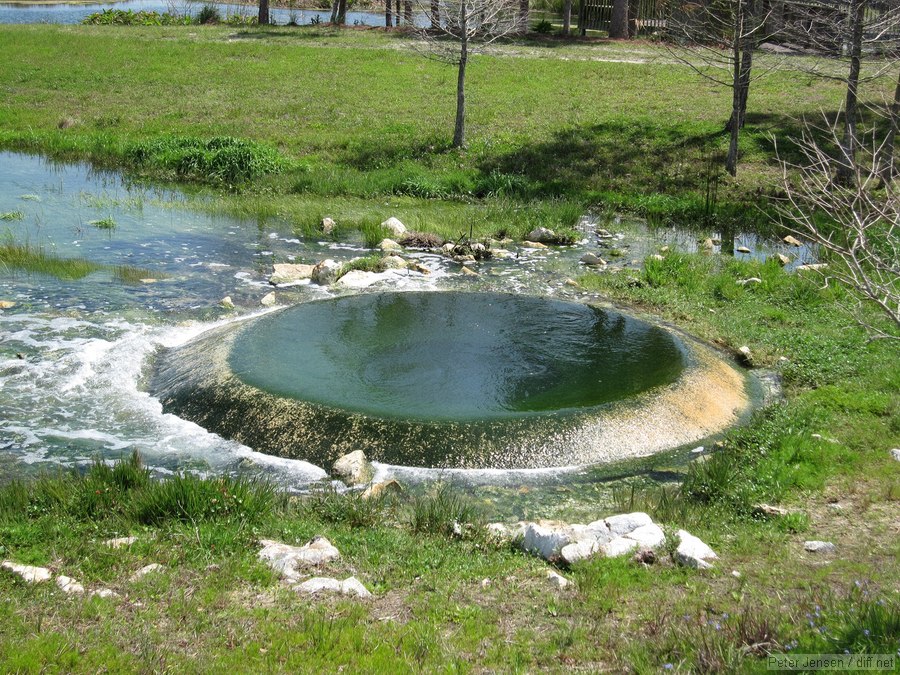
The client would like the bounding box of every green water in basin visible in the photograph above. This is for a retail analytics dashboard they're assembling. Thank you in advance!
[228,292,686,422]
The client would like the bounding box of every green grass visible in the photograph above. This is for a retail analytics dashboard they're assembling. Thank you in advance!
[0,24,891,236]
[88,216,116,229]
[0,240,164,283]
[0,210,25,221]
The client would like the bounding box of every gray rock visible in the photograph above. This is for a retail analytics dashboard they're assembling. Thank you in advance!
[521,240,548,249]
[381,217,406,238]
[797,263,828,272]
[56,575,85,594]
[783,235,803,247]
[776,253,791,266]
[1,561,52,583]
[527,227,557,243]
[295,576,371,598]
[890,448,900,462]
[580,252,606,266]
[332,450,374,486]
[737,346,754,367]
[90,588,120,599]
[219,296,235,310]
[260,292,277,307]
[321,217,335,234]
[258,536,341,580]
[604,512,653,537]
[311,259,342,285]
[546,570,570,589]
[753,503,790,518]
[270,263,314,285]
[675,530,717,569]
[804,540,836,554]
[486,522,527,542]
[103,536,138,549]
[736,246,751,253]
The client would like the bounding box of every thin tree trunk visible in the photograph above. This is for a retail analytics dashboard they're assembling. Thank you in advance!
[838,0,866,184]
[726,35,753,131]
[627,0,639,37]
[879,67,900,183]
[395,0,400,25]
[430,0,439,27]
[335,0,346,23]
[453,13,468,147]
[563,0,572,35]
[258,0,270,24]
[609,0,628,38]
[578,0,586,36]
[518,0,528,34]
[725,2,744,177]
[330,0,339,22]
[404,0,412,23]
[385,0,392,26]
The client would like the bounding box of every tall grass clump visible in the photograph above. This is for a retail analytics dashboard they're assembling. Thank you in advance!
[129,473,279,525]
[125,136,287,185]
[0,241,103,280]
[409,483,482,537]
[196,4,220,24]
[0,210,24,221]
[300,484,391,529]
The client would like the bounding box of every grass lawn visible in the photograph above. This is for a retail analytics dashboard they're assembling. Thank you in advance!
[0,22,897,673]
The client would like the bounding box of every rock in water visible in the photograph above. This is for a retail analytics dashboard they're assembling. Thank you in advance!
[332,450,374,486]
[381,217,406,237]
[270,263,314,285]
[378,238,402,252]
[312,259,342,285]
[260,292,276,307]
[527,227,557,244]
[783,235,803,247]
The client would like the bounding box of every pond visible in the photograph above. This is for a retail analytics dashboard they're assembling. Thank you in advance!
[0,0,424,25]
[0,151,787,520]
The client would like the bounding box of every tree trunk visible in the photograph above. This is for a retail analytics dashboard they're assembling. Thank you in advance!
[609,0,628,38]
[258,0,270,24]
[563,0,572,35]
[627,0,639,37]
[385,0,392,26]
[578,0,586,36]
[837,0,865,184]
[725,2,743,177]
[879,67,900,184]
[518,0,528,34]
[430,0,439,27]
[726,28,753,132]
[453,14,468,147]
[395,0,400,25]
[404,0,412,23]
[335,0,346,23]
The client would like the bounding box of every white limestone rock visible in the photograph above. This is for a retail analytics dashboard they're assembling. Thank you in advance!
[783,235,803,247]
[103,536,138,549]
[381,255,407,269]
[381,217,406,237]
[260,292,277,307]
[522,521,576,560]
[546,570,570,589]
[335,270,380,289]
[804,540,836,554]
[560,539,601,565]
[604,512,653,537]
[580,252,606,266]
[675,530,718,569]
[332,450,374,486]
[601,537,640,558]
[1,561,52,583]
[90,588,120,599]
[270,263,314,285]
[259,536,340,580]
[129,563,164,582]
[296,576,371,598]
[321,217,336,234]
[361,479,403,501]
[56,575,85,594]
[890,448,900,462]
[623,523,665,549]
[312,259,342,285]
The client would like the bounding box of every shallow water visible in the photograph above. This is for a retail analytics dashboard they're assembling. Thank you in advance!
[0,152,785,516]
[0,0,424,26]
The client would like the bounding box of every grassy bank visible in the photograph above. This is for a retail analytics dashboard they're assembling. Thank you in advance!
[0,24,879,236]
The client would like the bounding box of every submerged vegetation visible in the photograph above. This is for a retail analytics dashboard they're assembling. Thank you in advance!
[0,241,160,283]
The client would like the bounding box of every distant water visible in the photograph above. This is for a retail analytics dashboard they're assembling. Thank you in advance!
[0,0,426,26]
